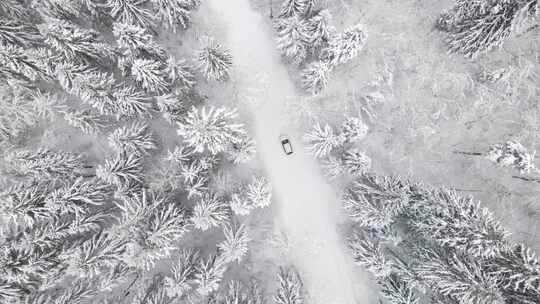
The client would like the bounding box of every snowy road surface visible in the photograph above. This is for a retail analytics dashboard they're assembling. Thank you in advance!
[206,1,373,304]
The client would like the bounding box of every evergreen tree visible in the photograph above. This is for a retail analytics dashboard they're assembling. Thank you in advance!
[226,137,257,164]
[279,0,307,18]
[177,106,247,155]
[340,116,369,143]
[304,123,344,158]
[0,43,47,82]
[0,85,38,143]
[0,0,27,19]
[131,58,174,94]
[438,0,539,58]
[348,232,394,278]
[489,243,540,294]
[32,0,82,20]
[96,151,143,187]
[3,148,87,179]
[150,0,201,32]
[246,176,272,208]
[218,222,250,263]
[300,61,332,95]
[164,249,200,298]
[191,193,230,231]
[105,0,155,28]
[320,24,367,66]
[304,9,334,50]
[194,37,233,82]
[44,177,110,216]
[274,267,304,304]
[108,122,157,156]
[112,84,154,117]
[113,22,165,59]
[379,274,420,304]
[342,149,372,176]
[38,19,115,64]
[194,253,227,296]
[61,108,107,135]
[274,15,309,66]
[0,19,42,48]
[0,181,50,227]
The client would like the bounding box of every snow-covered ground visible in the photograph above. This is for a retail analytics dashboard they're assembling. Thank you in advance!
[206,1,374,303]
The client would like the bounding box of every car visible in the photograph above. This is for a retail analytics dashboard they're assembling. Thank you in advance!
[279,135,293,155]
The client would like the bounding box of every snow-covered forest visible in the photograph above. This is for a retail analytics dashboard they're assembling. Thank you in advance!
[0,0,539,304]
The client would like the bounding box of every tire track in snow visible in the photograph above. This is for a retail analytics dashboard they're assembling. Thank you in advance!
[205,1,374,304]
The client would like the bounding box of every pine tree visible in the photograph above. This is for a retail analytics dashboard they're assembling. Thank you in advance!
[218,222,250,263]
[0,19,42,48]
[108,122,157,156]
[61,108,107,135]
[485,140,535,174]
[0,181,50,227]
[112,84,154,117]
[105,0,155,28]
[274,267,304,304]
[150,0,200,32]
[300,61,332,95]
[0,85,38,143]
[279,0,307,18]
[378,274,420,304]
[29,90,66,121]
[340,116,369,143]
[348,232,394,278]
[226,137,257,164]
[32,0,82,20]
[38,19,115,64]
[3,148,87,179]
[0,0,27,19]
[229,193,253,216]
[113,22,165,59]
[320,24,367,66]
[66,69,117,115]
[246,176,272,208]
[438,0,538,58]
[274,15,309,66]
[321,155,345,180]
[194,37,233,82]
[194,253,227,296]
[131,58,174,93]
[191,193,230,231]
[0,43,47,82]
[0,279,21,304]
[342,149,372,176]
[96,152,143,187]
[304,123,344,158]
[304,9,334,50]
[489,243,540,294]
[164,249,200,298]
[415,247,505,304]
[177,106,247,155]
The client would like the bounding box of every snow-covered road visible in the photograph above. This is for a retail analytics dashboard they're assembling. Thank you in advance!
[206,1,373,304]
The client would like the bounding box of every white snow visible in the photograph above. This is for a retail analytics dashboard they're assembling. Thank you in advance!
[206,1,374,304]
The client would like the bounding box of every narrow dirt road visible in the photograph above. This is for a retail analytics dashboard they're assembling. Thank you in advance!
[206,1,373,304]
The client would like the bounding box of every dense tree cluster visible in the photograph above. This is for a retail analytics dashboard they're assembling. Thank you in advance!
[274,0,368,94]
[344,174,540,304]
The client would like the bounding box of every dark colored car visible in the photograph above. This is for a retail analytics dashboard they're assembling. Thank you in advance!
[280,135,293,155]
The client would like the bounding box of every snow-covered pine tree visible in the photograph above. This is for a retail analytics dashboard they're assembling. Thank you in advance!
[31,0,82,20]
[414,247,505,304]
[29,90,66,121]
[274,15,309,66]
[342,175,410,229]
[246,176,272,208]
[304,123,344,158]
[105,0,155,28]
[96,151,143,187]
[485,140,535,174]
[0,279,21,304]
[218,222,250,263]
[61,108,107,135]
[108,122,157,156]
[0,181,50,227]
[112,84,154,117]
[342,149,372,176]
[164,249,200,298]
[340,116,369,143]
[229,193,253,216]
[61,232,127,279]
[113,22,165,60]
[438,0,538,58]
[321,155,345,180]
[191,193,230,231]
[0,0,27,19]
[65,69,117,115]
[274,267,304,304]
[0,43,47,83]
[378,274,420,304]
[194,253,228,296]
[38,19,115,64]
[0,19,42,48]
[0,85,38,143]
[194,37,233,82]
[226,136,257,164]
[44,177,110,216]
[167,57,197,91]
[300,61,332,95]
[131,58,175,94]
[149,0,201,32]
[304,9,334,51]
[279,0,307,18]
[3,148,87,179]
[320,24,367,67]
[177,106,247,155]
[348,231,394,278]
